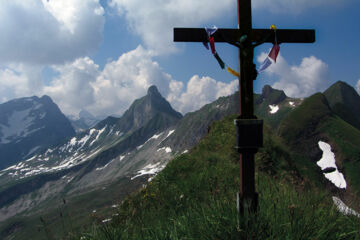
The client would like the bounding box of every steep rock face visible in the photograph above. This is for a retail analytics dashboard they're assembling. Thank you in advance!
[162,92,239,152]
[323,81,360,129]
[255,85,287,105]
[114,85,182,134]
[0,96,75,170]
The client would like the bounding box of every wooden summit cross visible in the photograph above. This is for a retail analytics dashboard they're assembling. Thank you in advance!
[174,0,315,213]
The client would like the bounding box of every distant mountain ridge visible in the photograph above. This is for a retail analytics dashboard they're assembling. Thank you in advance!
[0,95,75,170]
[1,82,360,239]
[323,81,360,129]
[68,110,101,133]
[0,85,182,224]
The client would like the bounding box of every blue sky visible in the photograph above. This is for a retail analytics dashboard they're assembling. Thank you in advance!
[0,0,359,118]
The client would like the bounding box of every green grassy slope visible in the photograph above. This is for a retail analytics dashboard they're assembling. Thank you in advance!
[278,92,360,195]
[0,176,145,240]
[323,81,360,129]
[82,115,360,240]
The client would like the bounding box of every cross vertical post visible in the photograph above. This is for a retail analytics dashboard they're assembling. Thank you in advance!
[236,0,259,213]
[173,0,315,215]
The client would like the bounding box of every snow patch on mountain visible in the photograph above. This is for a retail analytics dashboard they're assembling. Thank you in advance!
[317,141,346,189]
[96,160,113,171]
[157,147,172,153]
[0,146,104,179]
[131,162,166,180]
[289,101,295,107]
[89,126,107,146]
[136,144,144,150]
[158,129,175,145]
[62,126,108,153]
[269,105,279,114]
[332,196,360,217]
[0,108,37,144]
[137,132,165,151]
[166,130,175,138]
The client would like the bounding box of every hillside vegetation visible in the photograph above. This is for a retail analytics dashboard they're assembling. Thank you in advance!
[81,115,360,240]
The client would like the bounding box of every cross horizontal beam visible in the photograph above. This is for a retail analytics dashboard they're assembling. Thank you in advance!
[174,28,315,44]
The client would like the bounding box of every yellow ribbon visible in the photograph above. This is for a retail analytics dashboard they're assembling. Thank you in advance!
[270,24,277,31]
[226,67,240,78]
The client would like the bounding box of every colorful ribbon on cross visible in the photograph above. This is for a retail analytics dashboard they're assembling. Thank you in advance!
[203,26,240,78]
[258,25,280,73]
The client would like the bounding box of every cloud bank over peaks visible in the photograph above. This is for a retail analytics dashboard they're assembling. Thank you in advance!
[356,80,360,95]
[0,64,43,103]
[167,75,238,114]
[0,0,104,65]
[0,44,237,117]
[43,57,99,116]
[88,45,173,116]
[257,52,329,98]
[40,46,237,117]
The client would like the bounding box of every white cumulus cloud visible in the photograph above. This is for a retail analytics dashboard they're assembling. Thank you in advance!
[0,43,238,117]
[108,0,350,55]
[0,64,43,102]
[0,0,104,65]
[39,46,237,117]
[167,75,238,114]
[43,57,99,116]
[356,80,360,95]
[88,45,173,117]
[109,0,233,55]
[257,52,329,98]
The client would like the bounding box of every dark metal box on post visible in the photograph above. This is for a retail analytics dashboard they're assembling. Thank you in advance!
[234,118,263,152]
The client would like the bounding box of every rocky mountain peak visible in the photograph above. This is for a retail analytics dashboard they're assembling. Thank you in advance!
[147,85,161,97]
[95,85,182,135]
[324,81,360,129]
[0,95,75,170]
[256,85,287,105]
[39,95,53,104]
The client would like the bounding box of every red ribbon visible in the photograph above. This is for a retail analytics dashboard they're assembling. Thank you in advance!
[268,44,280,62]
[209,37,216,54]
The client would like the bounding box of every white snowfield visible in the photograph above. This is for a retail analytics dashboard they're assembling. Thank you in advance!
[157,147,172,153]
[289,101,295,106]
[332,196,360,218]
[131,162,166,180]
[0,125,112,178]
[66,126,107,151]
[136,132,164,150]
[317,141,347,189]
[269,105,279,114]
[0,107,43,144]
[0,126,175,181]
[166,130,175,138]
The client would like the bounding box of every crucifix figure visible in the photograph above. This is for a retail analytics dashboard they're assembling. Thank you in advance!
[174,0,315,213]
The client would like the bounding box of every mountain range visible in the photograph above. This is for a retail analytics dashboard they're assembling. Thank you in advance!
[0,95,75,170]
[67,110,102,133]
[0,81,359,239]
